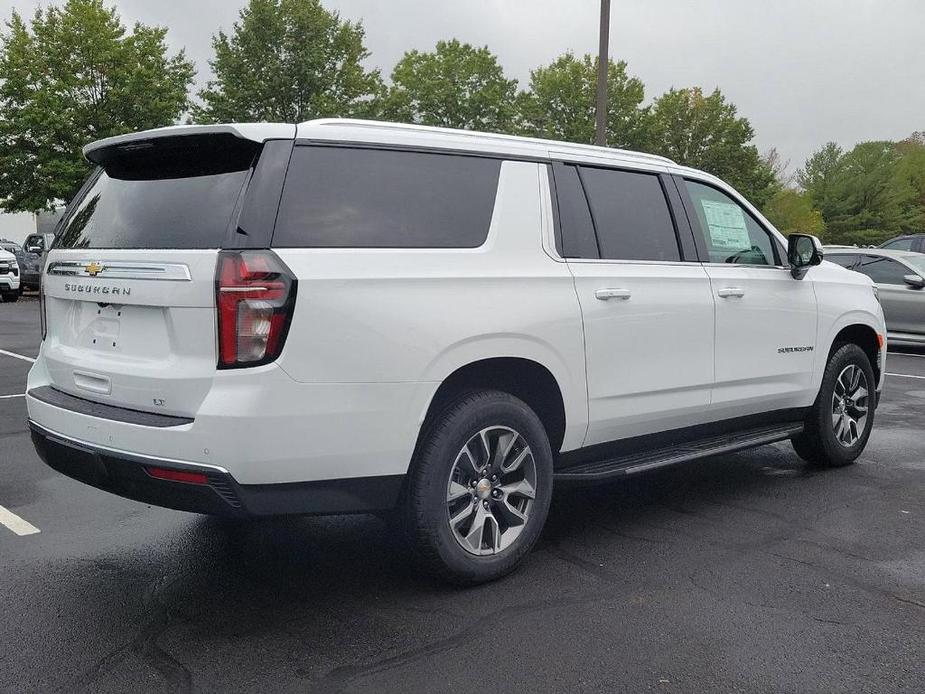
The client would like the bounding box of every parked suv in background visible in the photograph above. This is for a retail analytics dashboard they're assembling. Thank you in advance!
[826,248,925,346]
[27,120,886,583]
[0,245,21,302]
[20,232,56,291]
[879,234,925,253]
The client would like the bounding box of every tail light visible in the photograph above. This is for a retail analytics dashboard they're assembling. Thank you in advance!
[215,250,297,368]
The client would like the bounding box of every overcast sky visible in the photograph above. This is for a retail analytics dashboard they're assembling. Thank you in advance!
[2,0,923,170]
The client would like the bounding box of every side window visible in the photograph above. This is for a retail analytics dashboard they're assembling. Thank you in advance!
[684,180,778,266]
[882,238,913,251]
[826,254,858,269]
[273,147,501,248]
[856,255,910,284]
[579,167,680,262]
[552,164,598,258]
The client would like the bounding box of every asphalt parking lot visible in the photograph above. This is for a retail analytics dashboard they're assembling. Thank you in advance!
[2,296,924,694]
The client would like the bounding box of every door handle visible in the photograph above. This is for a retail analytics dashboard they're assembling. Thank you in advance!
[717,287,746,298]
[595,288,632,301]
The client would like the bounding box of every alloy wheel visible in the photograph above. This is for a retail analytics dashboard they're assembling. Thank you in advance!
[831,364,869,447]
[445,426,537,556]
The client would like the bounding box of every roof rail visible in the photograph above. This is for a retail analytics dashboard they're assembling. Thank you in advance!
[302,118,676,165]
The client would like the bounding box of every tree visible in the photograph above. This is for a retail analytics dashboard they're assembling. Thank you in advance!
[517,53,649,149]
[0,0,194,212]
[194,0,382,124]
[646,87,776,208]
[382,40,518,132]
[797,142,844,209]
[762,189,824,236]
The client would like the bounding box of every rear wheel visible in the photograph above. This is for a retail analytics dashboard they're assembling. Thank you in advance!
[792,343,876,467]
[403,390,553,584]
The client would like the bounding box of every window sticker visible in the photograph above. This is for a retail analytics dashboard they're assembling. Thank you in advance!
[700,199,751,250]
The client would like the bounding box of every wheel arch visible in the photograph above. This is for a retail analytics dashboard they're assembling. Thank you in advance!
[418,357,572,457]
[825,320,882,386]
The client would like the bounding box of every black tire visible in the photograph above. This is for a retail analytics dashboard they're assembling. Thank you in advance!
[1,291,18,303]
[403,390,553,585]
[792,343,876,467]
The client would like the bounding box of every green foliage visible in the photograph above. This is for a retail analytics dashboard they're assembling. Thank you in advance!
[762,189,824,236]
[0,0,194,212]
[800,140,925,243]
[645,87,777,208]
[382,40,517,132]
[193,0,382,123]
[517,53,648,149]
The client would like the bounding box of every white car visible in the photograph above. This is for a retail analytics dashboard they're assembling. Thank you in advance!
[0,247,21,302]
[27,120,886,583]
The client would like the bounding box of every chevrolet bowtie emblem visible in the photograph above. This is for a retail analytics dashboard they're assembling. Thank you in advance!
[85,261,104,277]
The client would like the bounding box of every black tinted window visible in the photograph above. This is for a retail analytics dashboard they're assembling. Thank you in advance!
[684,180,778,266]
[579,167,680,261]
[273,147,501,248]
[827,254,858,269]
[553,165,598,258]
[58,136,257,250]
[856,255,910,284]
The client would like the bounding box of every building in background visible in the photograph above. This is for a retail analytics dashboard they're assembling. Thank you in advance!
[0,210,63,246]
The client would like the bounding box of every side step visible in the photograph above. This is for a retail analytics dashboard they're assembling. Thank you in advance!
[554,423,804,482]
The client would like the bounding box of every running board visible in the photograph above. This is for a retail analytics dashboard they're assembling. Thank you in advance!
[555,423,804,482]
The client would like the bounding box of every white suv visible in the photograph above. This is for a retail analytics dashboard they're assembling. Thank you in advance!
[28,120,886,583]
[0,247,21,302]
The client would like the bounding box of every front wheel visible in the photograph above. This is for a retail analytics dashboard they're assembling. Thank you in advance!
[792,343,876,467]
[403,390,553,585]
[1,290,19,303]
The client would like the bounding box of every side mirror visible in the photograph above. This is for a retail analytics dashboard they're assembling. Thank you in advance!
[788,233,824,279]
[904,274,925,289]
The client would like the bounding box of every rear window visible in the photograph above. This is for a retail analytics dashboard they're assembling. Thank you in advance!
[57,135,257,249]
[272,146,501,248]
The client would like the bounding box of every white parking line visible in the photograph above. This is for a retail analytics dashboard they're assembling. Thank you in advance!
[0,348,36,364]
[0,505,40,536]
[888,373,925,380]
[0,393,25,399]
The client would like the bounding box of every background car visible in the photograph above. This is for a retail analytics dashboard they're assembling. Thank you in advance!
[826,248,925,346]
[0,246,21,302]
[879,233,925,253]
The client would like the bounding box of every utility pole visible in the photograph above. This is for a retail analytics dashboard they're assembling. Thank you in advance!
[594,0,611,146]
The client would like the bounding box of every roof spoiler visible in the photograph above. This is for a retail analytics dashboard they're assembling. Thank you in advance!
[83,123,296,165]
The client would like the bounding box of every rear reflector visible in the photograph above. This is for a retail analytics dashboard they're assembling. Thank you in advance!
[145,466,210,485]
[215,250,297,368]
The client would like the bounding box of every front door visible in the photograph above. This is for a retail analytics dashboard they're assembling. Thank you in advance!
[678,178,818,418]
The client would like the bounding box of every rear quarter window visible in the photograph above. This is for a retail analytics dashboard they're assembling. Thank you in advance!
[272,147,502,248]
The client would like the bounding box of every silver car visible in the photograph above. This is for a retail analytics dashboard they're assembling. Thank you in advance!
[826,248,925,346]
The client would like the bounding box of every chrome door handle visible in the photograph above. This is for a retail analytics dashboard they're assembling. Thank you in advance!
[595,288,632,301]
[717,287,746,298]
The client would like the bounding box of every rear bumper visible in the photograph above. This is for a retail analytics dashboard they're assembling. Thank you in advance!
[30,421,404,517]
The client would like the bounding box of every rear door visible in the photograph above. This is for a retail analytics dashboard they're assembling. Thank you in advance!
[678,177,818,417]
[558,163,715,445]
[40,131,291,417]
